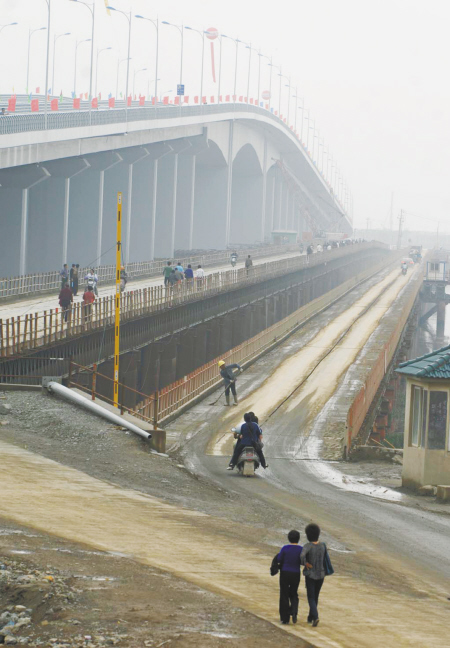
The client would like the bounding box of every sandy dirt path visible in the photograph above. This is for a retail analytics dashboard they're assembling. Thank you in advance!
[1,440,448,648]
[209,266,410,458]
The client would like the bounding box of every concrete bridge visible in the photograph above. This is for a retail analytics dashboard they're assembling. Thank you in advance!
[0,104,351,277]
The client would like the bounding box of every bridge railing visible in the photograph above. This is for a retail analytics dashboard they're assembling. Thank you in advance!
[0,244,375,358]
[0,244,297,300]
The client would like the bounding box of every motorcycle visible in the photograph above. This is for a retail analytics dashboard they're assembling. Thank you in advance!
[401,266,407,276]
[231,256,237,267]
[236,445,260,476]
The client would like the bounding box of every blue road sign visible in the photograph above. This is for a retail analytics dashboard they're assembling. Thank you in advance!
[177,84,185,96]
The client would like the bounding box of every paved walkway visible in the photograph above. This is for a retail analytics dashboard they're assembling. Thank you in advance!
[0,250,303,322]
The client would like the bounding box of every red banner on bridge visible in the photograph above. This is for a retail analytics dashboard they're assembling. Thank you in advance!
[51,98,58,111]
[31,99,39,112]
[108,97,115,108]
[8,95,16,112]
[73,98,80,109]
[139,96,145,106]
[91,97,98,109]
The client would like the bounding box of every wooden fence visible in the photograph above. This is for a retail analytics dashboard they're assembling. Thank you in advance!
[1,245,373,358]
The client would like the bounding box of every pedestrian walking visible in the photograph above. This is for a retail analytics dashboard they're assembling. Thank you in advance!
[82,285,95,324]
[196,264,205,289]
[301,523,332,627]
[163,261,172,287]
[175,261,184,273]
[60,263,69,288]
[184,264,194,287]
[70,264,79,296]
[58,281,73,323]
[218,360,241,406]
[245,255,253,275]
[276,530,303,625]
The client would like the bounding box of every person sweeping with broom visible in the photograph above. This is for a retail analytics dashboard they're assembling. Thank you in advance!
[218,360,242,406]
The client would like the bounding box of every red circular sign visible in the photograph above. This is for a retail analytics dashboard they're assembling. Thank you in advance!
[262,90,271,100]
[206,27,219,40]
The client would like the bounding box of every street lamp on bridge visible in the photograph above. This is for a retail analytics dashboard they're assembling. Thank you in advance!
[162,21,184,93]
[116,57,132,99]
[52,32,70,96]
[95,46,112,98]
[222,34,242,105]
[27,27,46,94]
[185,26,205,106]
[69,1,96,113]
[107,6,132,115]
[135,14,159,103]
[133,67,147,97]
[74,38,91,96]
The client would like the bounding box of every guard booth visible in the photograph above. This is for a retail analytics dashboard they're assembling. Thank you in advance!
[396,345,450,489]
[271,230,298,245]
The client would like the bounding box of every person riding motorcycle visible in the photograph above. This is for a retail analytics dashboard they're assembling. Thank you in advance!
[230,251,238,267]
[84,268,99,296]
[227,412,267,470]
[401,261,407,275]
[120,266,128,292]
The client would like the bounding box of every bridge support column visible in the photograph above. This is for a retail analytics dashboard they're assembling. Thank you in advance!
[159,338,179,389]
[225,121,234,247]
[11,167,51,276]
[40,159,90,267]
[96,154,122,265]
[437,301,446,339]
[188,155,196,250]
[176,329,197,379]
[261,139,268,243]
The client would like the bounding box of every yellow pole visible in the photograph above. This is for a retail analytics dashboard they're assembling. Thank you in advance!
[114,192,122,408]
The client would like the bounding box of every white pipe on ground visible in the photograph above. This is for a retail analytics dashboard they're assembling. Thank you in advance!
[46,382,151,441]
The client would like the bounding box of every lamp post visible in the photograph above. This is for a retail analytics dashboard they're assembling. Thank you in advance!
[95,46,112,98]
[245,43,255,109]
[52,32,70,96]
[0,22,18,35]
[162,21,184,90]
[135,14,158,103]
[107,6,132,115]
[116,57,131,99]
[27,27,46,94]
[185,26,205,106]
[281,76,291,124]
[74,38,91,96]
[133,67,147,97]
[268,62,281,114]
[69,1,95,109]
[43,0,51,127]
[222,34,241,103]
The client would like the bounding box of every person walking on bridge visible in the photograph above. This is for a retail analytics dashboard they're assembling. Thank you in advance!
[218,360,241,406]
[245,255,253,275]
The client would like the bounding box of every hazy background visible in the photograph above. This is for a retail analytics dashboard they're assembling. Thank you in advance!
[1,0,449,234]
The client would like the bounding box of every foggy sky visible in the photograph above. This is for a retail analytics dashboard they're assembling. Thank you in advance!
[1,0,449,234]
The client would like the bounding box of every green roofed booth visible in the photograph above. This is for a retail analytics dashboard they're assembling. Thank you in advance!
[396,345,450,489]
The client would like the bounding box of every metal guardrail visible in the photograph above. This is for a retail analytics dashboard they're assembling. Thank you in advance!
[0,244,297,300]
[68,360,158,428]
[0,243,376,358]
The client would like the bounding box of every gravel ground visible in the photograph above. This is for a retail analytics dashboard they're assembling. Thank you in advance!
[0,520,311,648]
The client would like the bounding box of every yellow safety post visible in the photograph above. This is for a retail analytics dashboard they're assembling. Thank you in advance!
[114,192,122,408]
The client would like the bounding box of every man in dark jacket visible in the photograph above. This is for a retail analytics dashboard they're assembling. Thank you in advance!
[218,360,241,406]
[58,281,73,322]
[227,412,268,470]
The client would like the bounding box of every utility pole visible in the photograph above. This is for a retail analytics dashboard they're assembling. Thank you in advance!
[397,210,404,250]
[114,192,122,408]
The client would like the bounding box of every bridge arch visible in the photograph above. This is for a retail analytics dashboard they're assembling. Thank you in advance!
[230,143,263,245]
[192,140,228,249]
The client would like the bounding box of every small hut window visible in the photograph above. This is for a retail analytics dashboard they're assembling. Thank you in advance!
[428,391,447,450]
[421,390,428,447]
[410,386,422,446]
